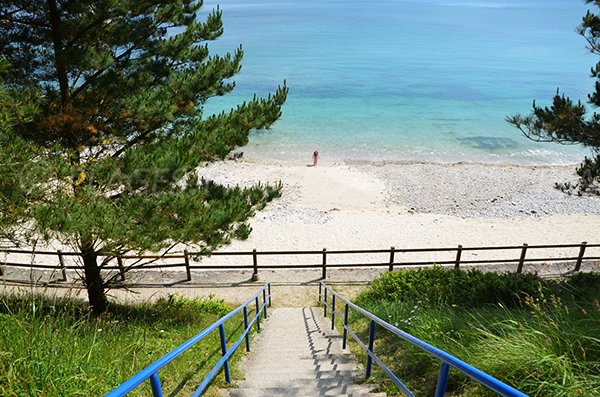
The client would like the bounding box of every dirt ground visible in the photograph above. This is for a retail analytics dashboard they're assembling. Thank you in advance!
[1,268,384,307]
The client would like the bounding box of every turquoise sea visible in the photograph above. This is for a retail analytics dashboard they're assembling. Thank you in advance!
[203,0,595,164]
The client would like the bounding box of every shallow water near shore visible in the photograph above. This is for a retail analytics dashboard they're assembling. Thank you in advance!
[203,0,595,164]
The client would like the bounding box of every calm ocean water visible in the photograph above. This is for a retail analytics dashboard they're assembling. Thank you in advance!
[203,0,594,164]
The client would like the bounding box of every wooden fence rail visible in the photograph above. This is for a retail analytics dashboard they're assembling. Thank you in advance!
[1,242,599,283]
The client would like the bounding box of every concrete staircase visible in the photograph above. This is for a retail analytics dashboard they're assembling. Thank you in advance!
[221,307,385,397]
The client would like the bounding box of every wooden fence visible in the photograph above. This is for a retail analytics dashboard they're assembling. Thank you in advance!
[1,242,599,284]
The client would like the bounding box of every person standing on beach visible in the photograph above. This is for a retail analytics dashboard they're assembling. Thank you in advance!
[313,150,320,166]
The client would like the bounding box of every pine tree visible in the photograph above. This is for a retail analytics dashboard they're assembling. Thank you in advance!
[0,59,45,245]
[0,0,287,313]
[507,0,600,194]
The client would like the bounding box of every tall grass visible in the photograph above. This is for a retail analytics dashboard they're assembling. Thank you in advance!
[0,292,253,396]
[349,268,600,397]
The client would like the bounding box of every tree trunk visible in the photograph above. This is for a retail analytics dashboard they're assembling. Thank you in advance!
[47,0,70,107]
[80,240,108,315]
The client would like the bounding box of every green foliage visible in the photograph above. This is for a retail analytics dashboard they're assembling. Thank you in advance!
[577,154,600,194]
[562,271,600,301]
[350,270,600,396]
[467,297,600,397]
[0,60,40,133]
[108,294,232,327]
[507,0,600,194]
[0,292,248,396]
[0,60,46,244]
[357,267,549,308]
[0,1,287,311]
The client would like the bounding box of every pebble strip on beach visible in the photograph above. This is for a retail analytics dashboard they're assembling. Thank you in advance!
[356,161,600,218]
[199,158,600,219]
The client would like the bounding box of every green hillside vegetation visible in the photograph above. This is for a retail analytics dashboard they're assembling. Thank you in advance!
[0,293,251,396]
[348,268,600,397]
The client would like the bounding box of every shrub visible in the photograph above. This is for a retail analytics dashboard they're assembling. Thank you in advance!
[358,267,549,308]
[561,272,600,302]
[350,269,600,396]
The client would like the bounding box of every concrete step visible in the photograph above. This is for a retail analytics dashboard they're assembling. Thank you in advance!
[242,362,359,372]
[238,374,362,383]
[240,369,360,378]
[224,391,386,397]
[226,384,382,397]
[246,347,347,356]
[238,374,367,388]
[247,352,355,360]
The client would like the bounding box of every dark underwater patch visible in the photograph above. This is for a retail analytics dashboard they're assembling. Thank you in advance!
[458,136,519,151]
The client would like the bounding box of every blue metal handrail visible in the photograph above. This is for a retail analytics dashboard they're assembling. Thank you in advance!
[106,283,272,397]
[318,282,529,397]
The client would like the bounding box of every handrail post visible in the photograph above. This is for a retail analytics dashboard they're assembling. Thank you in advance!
[57,250,67,282]
[331,294,336,330]
[322,248,327,279]
[251,249,259,281]
[268,282,272,307]
[243,306,250,352]
[117,256,126,281]
[219,324,231,383]
[342,303,349,349]
[389,246,395,272]
[150,373,164,397]
[575,241,587,271]
[184,250,191,282]
[454,245,462,270]
[255,297,261,331]
[262,288,268,319]
[517,243,528,273]
[318,282,322,302]
[434,362,450,397]
[323,287,328,317]
[366,319,376,378]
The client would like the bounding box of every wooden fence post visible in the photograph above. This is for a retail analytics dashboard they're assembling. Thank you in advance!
[184,250,192,281]
[117,256,126,281]
[454,245,462,270]
[322,248,327,279]
[252,249,259,281]
[575,241,588,271]
[389,246,395,272]
[268,282,272,307]
[58,250,67,282]
[517,243,528,273]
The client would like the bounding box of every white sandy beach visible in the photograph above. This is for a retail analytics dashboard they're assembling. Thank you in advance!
[4,156,600,306]
[196,157,600,251]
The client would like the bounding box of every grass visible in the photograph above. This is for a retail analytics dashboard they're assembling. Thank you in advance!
[0,291,257,397]
[341,268,600,397]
